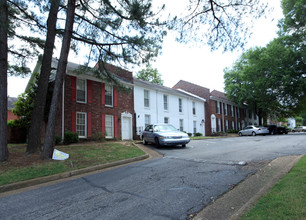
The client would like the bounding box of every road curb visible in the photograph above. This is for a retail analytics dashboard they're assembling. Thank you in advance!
[193,155,304,220]
[0,154,149,194]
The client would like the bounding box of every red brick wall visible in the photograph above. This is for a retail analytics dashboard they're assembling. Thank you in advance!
[56,75,134,140]
[7,110,19,121]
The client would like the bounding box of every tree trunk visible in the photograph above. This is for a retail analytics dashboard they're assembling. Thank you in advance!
[26,0,60,154]
[41,0,76,159]
[0,0,9,162]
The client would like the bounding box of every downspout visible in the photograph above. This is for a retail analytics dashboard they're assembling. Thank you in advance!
[203,101,206,136]
[61,80,65,140]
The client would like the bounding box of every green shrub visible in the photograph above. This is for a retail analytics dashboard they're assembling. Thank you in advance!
[92,132,105,142]
[226,129,239,134]
[64,131,79,145]
[55,136,62,145]
[194,132,202,136]
[187,133,192,137]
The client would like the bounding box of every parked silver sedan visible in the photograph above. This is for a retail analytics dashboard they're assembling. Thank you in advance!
[238,125,270,136]
[141,124,190,147]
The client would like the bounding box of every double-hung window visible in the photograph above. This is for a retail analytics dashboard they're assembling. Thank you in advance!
[164,117,169,124]
[77,79,86,103]
[193,121,197,134]
[76,112,86,138]
[231,105,234,117]
[144,90,150,108]
[216,101,220,114]
[192,102,196,115]
[179,119,184,131]
[163,95,168,111]
[179,98,183,113]
[105,115,114,138]
[145,114,151,127]
[224,104,228,116]
[105,85,113,107]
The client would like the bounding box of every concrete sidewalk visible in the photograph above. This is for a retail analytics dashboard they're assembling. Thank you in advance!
[193,155,303,220]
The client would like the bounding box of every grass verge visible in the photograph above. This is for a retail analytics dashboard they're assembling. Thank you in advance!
[241,155,306,220]
[0,142,145,186]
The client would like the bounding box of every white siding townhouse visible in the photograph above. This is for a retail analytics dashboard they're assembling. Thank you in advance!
[134,78,206,136]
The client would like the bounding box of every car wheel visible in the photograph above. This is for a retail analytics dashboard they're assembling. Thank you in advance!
[142,137,148,145]
[238,132,242,136]
[182,144,186,148]
[271,131,275,135]
[252,131,256,136]
[155,137,160,147]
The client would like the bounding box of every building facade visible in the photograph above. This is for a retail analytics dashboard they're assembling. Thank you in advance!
[134,78,206,136]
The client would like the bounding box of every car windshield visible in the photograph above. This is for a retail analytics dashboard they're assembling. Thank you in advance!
[153,125,177,132]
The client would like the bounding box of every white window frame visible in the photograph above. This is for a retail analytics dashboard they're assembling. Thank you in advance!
[77,78,87,103]
[163,95,168,111]
[164,117,169,124]
[217,118,221,132]
[192,102,196,115]
[179,119,184,131]
[237,107,240,118]
[193,121,197,134]
[144,90,150,108]
[145,114,151,128]
[224,104,228,116]
[231,105,234,117]
[216,101,220,114]
[179,98,183,113]
[225,120,229,131]
[105,84,113,107]
[105,115,114,138]
[76,112,87,138]
[231,121,235,130]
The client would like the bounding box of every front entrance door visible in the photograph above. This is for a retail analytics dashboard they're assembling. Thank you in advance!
[122,116,132,140]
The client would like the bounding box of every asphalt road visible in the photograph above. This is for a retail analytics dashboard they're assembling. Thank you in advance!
[1,133,305,220]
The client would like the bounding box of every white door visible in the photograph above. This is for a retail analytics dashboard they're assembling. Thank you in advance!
[122,116,132,140]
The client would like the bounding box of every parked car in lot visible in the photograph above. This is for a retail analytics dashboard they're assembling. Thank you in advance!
[266,125,288,135]
[141,124,190,147]
[238,125,270,136]
[292,126,306,132]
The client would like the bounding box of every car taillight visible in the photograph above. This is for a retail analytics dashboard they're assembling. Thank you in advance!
[258,128,261,131]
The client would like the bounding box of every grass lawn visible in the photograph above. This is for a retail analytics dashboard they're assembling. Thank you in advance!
[0,142,145,186]
[242,155,306,220]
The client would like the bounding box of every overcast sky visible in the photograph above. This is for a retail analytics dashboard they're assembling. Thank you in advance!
[8,0,283,97]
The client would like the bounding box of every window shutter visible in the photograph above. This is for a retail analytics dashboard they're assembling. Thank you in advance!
[101,83,105,105]
[71,111,76,132]
[114,115,119,137]
[87,113,92,137]
[71,76,76,101]
[101,114,105,134]
[113,87,118,107]
[87,80,92,103]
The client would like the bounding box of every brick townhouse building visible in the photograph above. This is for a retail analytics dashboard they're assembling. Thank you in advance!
[29,58,135,141]
[173,80,247,135]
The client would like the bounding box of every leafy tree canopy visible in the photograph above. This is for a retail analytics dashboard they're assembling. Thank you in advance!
[136,64,163,85]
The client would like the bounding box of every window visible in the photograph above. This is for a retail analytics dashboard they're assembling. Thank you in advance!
[225,120,229,131]
[238,122,241,130]
[105,85,113,106]
[231,105,234,117]
[163,95,168,111]
[179,98,183,113]
[76,112,86,137]
[254,113,257,120]
[164,117,169,124]
[224,104,228,116]
[144,90,150,108]
[192,102,196,115]
[179,119,184,131]
[105,115,114,138]
[237,108,240,118]
[145,114,151,128]
[232,121,235,130]
[216,101,220,114]
[193,121,197,134]
[249,110,252,119]
[77,79,86,102]
[217,118,221,132]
